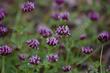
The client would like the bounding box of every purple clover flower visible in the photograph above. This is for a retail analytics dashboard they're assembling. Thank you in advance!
[0,45,12,56]
[21,1,35,12]
[59,43,65,49]
[88,11,99,21]
[56,25,70,36]
[47,53,59,62]
[98,31,110,42]
[47,37,59,46]
[51,11,69,21]
[80,34,87,40]
[0,8,6,21]
[37,25,52,37]
[54,0,64,5]
[19,53,28,61]
[0,24,9,37]
[29,55,41,65]
[26,39,40,49]
[78,63,88,70]
[51,12,60,20]
[60,11,69,20]
[62,65,72,72]
[81,46,93,54]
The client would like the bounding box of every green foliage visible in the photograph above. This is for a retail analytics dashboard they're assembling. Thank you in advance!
[0,0,110,73]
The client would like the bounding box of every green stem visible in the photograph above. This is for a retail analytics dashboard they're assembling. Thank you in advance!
[100,45,104,73]
[1,56,5,73]
[77,45,101,65]
[76,41,110,65]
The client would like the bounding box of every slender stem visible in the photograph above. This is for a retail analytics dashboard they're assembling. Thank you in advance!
[76,41,110,65]
[1,56,5,73]
[77,46,99,65]
[100,45,104,73]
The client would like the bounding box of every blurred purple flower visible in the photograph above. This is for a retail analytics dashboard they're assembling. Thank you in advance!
[51,12,60,20]
[77,63,88,70]
[21,1,35,12]
[0,8,6,21]
[81,46,93,54]
[56,25,70,36]
[19,53,28,61]
[37,25,52,37]
[98,31,110,42]
[29,55,41,65]
[47,53,59,62]
[54,0,64,5]
[88,11,99,21]
[80,34,87,40]
[47,37,59,46]
[59,43,65,49]
[0,24,9,37]
[62,65,72,72]
[0,45,12,56]
[60,11,69,20]
[51,11,69,21]
[26,39,40,49]
[65,0,77,8]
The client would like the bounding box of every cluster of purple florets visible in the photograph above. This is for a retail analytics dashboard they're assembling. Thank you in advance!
[56,25,70,36]
[47,37,59,46]
[37,25,52,37]
[0,45,12,56]
[0,24,9,37]
[0,8,6,21]
[54,0,64,5]
[81,46,93,54]
[88,11,100,21]
[26,39,40,49]
[62,65,72,72]
[47,53,59,62]
[29,55,41,65]
[18,53,28,61]
[98,31,110,42]
[51,11,69,21]
[81,31,110,54]
[21,1,35,12]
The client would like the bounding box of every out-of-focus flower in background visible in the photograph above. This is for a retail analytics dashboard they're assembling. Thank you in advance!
[80,34,87,40]
[88,11,100,21]
[65,0,77,8]
[51,12,61,20]
[59,11,70,21]
[18,53,28,61]
[98,31,110,43]
[0,8,6,21]
[0,24,9,37]
[54,0,64,5]
[62,65,72,72]
[81,46,93,54]
[51,11,70,21]
[37,24,52,38]
[47,53,59,62]
[21,1,35,12]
